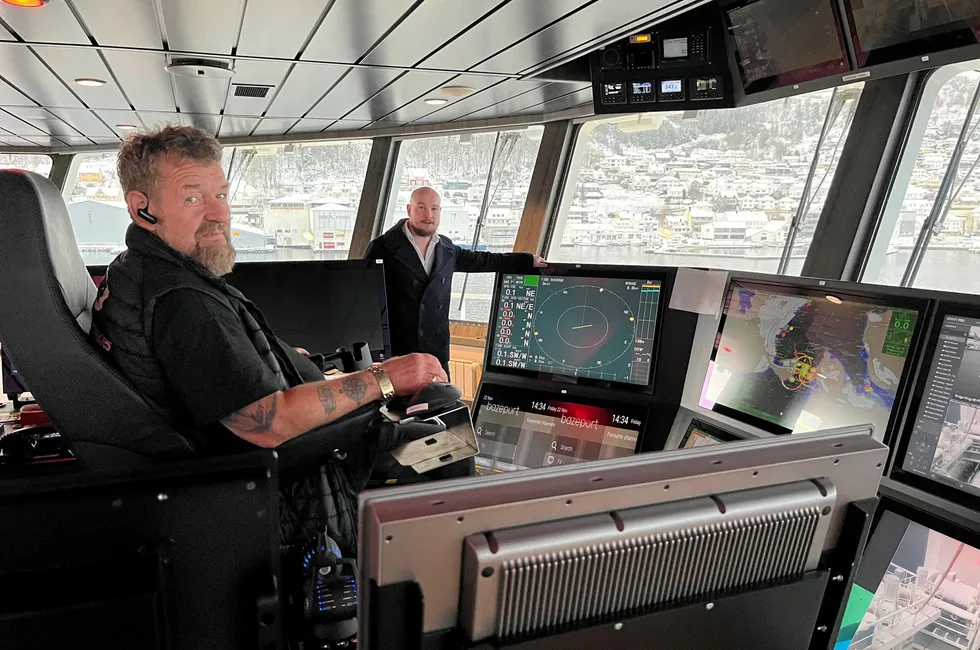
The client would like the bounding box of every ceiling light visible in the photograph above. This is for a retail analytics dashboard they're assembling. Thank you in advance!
[441,86,476,98]
[165,58,235,79]
[116,124,138,131]
[1,0,49,7]
[826,295,842,305]
[424,97,449,106]
[74,77,106,88]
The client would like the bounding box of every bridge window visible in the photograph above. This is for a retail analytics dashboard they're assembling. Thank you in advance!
[381,129,543,323]
[66,152,125,265]
[862,62,980,292]
[546,84,864,275]
[0,153,52,177]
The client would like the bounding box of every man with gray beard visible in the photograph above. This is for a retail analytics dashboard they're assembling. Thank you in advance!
[89,125,446,456]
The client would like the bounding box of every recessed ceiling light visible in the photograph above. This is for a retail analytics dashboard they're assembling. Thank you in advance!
[424,97,449,106]
[1,0,49,7]
[441,86,477,97]
[116,124,138,131]
[74,78,107,87]
[826,295,842,305]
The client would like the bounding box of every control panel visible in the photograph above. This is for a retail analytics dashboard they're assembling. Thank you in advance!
[590,3,733,114]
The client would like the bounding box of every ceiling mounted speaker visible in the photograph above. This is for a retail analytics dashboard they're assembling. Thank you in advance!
[165,58,235,79]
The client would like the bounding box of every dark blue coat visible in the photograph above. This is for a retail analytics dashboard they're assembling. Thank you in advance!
[365,219,534,367]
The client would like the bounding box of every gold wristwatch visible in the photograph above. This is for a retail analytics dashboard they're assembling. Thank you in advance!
[368,365,395,402]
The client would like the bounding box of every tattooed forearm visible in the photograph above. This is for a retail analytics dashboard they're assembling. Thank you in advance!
[223,393,278,433]
[342,376,368,403]
[317,383,337,416]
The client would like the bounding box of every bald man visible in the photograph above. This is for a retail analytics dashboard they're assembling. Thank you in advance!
[365,187,546,377]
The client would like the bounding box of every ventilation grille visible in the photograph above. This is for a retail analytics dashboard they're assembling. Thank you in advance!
[233,84,272,98]
[496,510,820,638]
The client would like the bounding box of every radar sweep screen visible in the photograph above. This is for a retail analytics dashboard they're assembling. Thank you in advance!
[701,282,919,435]
[489,274,662,386]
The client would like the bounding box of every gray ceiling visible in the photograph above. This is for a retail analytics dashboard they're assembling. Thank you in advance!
[0,0,700,149]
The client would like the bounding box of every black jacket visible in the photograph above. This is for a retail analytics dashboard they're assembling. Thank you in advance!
[365,219,535,365]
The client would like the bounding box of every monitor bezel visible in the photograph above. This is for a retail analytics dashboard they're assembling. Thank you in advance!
[471,381,651,473]
[840,0,980,68]
[484,264,673,394]
[889,301,980,513]
[722,0,853,95]
[679,418,744,448]
[706,276,930,437]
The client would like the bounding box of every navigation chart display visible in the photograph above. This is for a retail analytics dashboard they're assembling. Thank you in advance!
[489,274,662,386]
[903,314,980,500]
[701,282,920,435]
[473,384,646,474]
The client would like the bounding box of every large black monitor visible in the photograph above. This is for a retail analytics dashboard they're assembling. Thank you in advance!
[722,0,851,94]
[842,0,980,68]
[486,267,669,389]
[835,490,980,650]
[226,260,391,361]
[471,383,647,474]
[893,304,980,509]
[700,278,927,437]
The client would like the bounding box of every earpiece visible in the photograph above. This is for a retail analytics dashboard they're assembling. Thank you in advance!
[136,207,158,225]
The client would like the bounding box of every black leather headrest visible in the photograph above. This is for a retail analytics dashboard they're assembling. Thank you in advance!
[0,170,193,461]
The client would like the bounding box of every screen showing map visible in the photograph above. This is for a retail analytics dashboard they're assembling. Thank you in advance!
[489,274,663,386]
[701,282,919,435]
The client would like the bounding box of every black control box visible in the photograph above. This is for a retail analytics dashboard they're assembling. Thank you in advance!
[590,2,734,114]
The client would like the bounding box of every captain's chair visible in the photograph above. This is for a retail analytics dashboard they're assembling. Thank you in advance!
[0,170,193,467]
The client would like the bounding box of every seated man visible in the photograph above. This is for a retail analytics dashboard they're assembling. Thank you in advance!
[89,125,447,549]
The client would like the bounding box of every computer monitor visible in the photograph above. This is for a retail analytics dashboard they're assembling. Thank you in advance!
[471,383,647,474]
[486,267,668,389]
[894,304,980,508]
[359,426,887,650]
[700,278,926,437]
[835,495,980,650]
[225,260,391,361]
[678,418,742,448]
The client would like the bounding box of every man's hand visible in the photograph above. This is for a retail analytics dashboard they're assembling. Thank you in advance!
[294,347,309,356]
[533,255,548,268]
[379,353,447,396]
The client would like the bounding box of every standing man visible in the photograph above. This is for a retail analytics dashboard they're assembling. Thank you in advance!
[365,187,546,376]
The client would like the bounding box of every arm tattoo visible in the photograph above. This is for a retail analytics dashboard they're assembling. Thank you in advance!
[342,376,368,404]
[317,383,337,416]
[224,393,278,433]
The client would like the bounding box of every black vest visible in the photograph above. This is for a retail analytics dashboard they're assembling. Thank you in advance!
[89,224,301,452]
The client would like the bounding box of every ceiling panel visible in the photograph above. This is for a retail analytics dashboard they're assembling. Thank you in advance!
[454,81,589,121]
[507,87,593,115]
[420,0,591,71]
[162,0,244,55]
[0,135,35,146]
[73,0,163,49]
[237,0,325,59]
[288,118,342,134]
[343,70,454,121]
[5,106,82,136]
[265,63,349,118]
[91,136,123,145]
[307,67,402,119]
[218,116,260,137]
[179,113,221,135]
[302,0,416,63]
[362,0,501,67]
[0,110,50,137]
[223,60,291,117]
[0,1,88,44]
[32,46,130,110]
[95,109,144,137]
[0,22,13,42]
[474,0,653,74]
[172,73,230,115]
[252,118,298,135]
[368,73,505,124]
[21,135,68,147]
[45,107,117,139]
[57,135,98,146]
[138,111,183,131]
[103,51,175,112]
[325,119,375,132]
[0,78,35,107]
[0,45,83,109]
[411,79,548,123]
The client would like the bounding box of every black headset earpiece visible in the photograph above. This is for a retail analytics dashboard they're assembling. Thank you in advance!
[137,207,158,225]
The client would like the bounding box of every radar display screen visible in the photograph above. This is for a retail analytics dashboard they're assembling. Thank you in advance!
[473,383,645,474]
[489,274,663,386]
[701,281,921,435]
